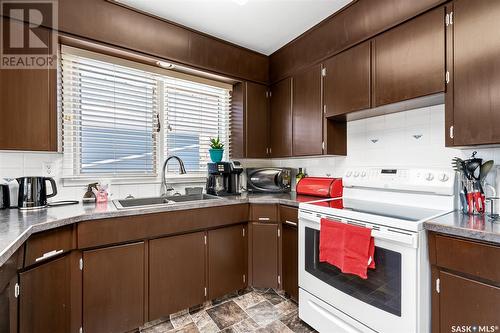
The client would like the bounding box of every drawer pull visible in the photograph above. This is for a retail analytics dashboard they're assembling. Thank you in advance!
[35,249,64,262]
[258,217,270,221]
[284,220,298,226]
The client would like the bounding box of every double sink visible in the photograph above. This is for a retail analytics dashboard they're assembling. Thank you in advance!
[113,194,221,210]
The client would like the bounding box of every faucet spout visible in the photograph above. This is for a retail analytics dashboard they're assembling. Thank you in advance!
[160,156,187,196]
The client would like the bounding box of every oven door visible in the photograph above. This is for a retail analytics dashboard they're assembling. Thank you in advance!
[299,209,421,333]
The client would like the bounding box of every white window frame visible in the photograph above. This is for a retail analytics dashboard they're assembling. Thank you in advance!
[60,46,232,186]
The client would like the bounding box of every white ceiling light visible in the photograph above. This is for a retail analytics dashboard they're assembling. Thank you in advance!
[156,60,175,69]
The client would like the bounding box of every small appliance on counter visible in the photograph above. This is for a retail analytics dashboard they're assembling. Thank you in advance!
[246,167,293,193]
[0,184,10,209]
[14,176,79,210]
[296,177,343,198]
[17,176,58,210]
[206,161,244,196]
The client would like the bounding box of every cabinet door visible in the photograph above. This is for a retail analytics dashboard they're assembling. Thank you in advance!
[208,225,246,300]
[436,271,500,332]
[372,7,445,107]
[83,243,144,333]
[270,78,292,157]
[282,224,298,302]
[19,254,77,333]
[149,232,206,320]
[280,206,298,301]
[0,18,57,151]
[246,82,269,158]
[323,41,371,117]
[292,64,323,156]
[251,223,278,288]
[451,0,500,145]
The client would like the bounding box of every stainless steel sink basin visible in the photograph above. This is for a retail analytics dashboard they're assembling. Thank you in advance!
[113,194,221,209]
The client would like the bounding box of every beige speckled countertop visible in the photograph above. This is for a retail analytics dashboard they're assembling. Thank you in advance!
[0,192,326,267]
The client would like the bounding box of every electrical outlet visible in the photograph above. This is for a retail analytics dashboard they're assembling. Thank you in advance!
[42,162,56,176]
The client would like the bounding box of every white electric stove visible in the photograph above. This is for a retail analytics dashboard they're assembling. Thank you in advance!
[298,167,456,333]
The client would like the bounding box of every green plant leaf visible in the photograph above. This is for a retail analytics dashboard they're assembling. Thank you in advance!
[209,136,224,149]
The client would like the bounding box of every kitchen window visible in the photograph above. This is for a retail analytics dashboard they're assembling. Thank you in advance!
[60,46,231,179]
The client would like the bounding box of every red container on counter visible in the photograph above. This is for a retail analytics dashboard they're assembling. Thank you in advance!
[296,177,343,198]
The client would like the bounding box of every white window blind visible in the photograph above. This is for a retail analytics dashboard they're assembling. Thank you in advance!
[61,50,159,176]
[164,77,231,173]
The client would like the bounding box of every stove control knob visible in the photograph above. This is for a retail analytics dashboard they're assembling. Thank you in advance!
[345,171,352,177]
[361,171,367,178]
[438,173,449,182]
[353,171,360,178]
[425,173,434,181]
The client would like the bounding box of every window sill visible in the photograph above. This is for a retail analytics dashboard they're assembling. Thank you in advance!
[61,174,207,187]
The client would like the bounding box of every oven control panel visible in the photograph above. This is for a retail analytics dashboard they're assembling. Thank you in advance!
[343,168,455,195]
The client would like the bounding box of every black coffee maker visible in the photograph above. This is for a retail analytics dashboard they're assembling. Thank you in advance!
[206,161,243,196]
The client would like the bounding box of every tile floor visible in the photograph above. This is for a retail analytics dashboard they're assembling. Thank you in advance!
[140,288,316,333]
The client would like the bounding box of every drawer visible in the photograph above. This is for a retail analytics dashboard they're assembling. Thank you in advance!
[78,204,249,249]
[433,234,500,283]
[250,204,278,222]
[24,225,75,267]
[280,205,298,227]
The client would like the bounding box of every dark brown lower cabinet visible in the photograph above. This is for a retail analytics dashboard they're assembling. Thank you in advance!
[429,232,500,332]
[19,253,80,333]
[149,232,206,320]
[251,223,279,288]
[282,223,298,301]
[433,270,500,332]
[208,225,246,300]
[83,243,145,333]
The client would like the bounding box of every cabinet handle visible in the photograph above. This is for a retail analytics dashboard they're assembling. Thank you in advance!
[258,217,270,221]
[35,249,64,262]
[284,220,298,227]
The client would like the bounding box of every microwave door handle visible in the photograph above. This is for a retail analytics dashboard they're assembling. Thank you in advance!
[275,171,283,187]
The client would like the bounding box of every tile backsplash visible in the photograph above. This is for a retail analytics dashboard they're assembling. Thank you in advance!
[0,151,205,201]
[2,104,500,201]
[242,104,500,182]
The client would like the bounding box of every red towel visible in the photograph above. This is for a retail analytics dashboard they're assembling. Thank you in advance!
[319,218,375,279]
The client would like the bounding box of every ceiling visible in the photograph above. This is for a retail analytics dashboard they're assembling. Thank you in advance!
[115,0,352,55]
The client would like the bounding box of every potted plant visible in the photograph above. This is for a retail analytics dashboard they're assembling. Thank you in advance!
[209,137,224,162]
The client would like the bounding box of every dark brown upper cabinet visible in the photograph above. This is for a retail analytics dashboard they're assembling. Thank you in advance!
[0,18,57,152]
[292,64,323,156]
[246,82,270,158]
[270,78,293,158]
[83,243,145,333]
[372,7,446,107]
[230,82,270,159]
[323,41,371,117]
[448,0,500,146]
[149,232,206,320]
[270,0,447,83]
[208,224,247,300]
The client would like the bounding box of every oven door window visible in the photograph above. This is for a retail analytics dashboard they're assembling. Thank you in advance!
[304,227,402,316]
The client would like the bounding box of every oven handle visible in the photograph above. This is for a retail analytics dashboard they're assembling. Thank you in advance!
[299,214,418,248]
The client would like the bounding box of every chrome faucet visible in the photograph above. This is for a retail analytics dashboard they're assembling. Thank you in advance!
[160,156,187,196]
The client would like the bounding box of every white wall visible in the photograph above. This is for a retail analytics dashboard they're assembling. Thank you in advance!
[241,104,500,182]
[2,104,500,201]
